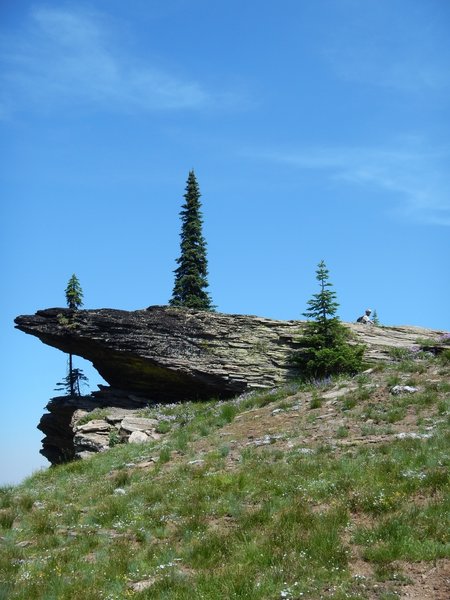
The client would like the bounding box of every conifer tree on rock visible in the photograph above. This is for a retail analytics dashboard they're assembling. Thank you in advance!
[55,365,89,397]
[65,274,84,310]
[303,260,340,340]
[295,260,365,379]
[170,170,213,310]
[57,274,88,396]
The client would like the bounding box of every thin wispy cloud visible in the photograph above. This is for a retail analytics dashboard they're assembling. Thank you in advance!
[0,6,223,116]
[252,143,450,227]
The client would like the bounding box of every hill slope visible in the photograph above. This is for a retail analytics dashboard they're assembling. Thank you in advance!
[1,349,449,599]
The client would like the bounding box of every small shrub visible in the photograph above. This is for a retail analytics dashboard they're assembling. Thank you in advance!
[156,420,171,434]
[437,399,449,415]
[361,424,378,436]
[386,407,407,423]
[108,429,120,447]
[78,408,109,426]
[396,360,427,374]
[29,509,55,535]
[336,426,349,438]
[112,469,130,488]
[0,508,16,529]
[17,494,34,511]
[389,347,411,361]
[423,468,448,492]
[219,445,230,458]
[159,446,171,463]
[219,403,238,424]
[387,373,401,386]
[173,429,190,453]
[0,486,13,509]
[295,341,365,380]
[342,395,357,411]
[438,349,450,365]
[310,394,322,409]
[355,373,370,385]
[198,422,211,437]
[415,337,437,348]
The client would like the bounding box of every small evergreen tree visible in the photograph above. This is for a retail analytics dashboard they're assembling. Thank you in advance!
[169,170,213,310]
[294,260,365,379]
[372,309,380,326]
[56,274,88,396]
[55,366,89,397]
[303,260,340,339]
[65,274,83,310]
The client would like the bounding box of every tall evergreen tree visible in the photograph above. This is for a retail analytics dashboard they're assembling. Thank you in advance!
[294,260,365,379]
[170,170,213,310]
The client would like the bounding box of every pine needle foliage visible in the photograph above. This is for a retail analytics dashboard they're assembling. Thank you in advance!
[295,260,365,379]
[54,366,88,397]
[372,309,380,326]
[65,274,83,310]
[57,274,88,396]
[170,170,213,310]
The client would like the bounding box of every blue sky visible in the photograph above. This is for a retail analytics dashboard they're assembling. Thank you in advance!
[1,0,449,484]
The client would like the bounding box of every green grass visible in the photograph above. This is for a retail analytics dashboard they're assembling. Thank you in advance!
[76,407,110,425]
[1,362,449,599]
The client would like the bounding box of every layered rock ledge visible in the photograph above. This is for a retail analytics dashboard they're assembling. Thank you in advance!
[15,306,445,464]
[15,306,308,400]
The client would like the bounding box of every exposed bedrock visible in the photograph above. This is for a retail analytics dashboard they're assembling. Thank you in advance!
[15,306,445,465]
[15,306,306,401]
[15,305,445,402]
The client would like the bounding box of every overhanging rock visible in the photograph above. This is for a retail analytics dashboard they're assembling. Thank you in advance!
[15,306,305,401]
[15,306,445,465]
[15,305,444,402]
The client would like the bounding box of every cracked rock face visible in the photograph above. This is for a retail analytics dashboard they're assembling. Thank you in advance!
[38,388,162,464]
[15,306,307,400]
[15,306,443,400]
[15,305,444,464]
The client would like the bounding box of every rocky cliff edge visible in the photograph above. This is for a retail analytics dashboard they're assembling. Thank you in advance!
[15,306,445,464]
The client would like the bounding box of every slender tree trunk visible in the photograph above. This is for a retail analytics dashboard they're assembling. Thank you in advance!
[69,353,74,396]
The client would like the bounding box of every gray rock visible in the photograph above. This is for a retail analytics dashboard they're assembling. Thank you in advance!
[16,307,443,404]
[128,431,148,444]
[73,431,109,454]
[395,432,432,440]
[391,385,419,395]
[129,579,157,593]
[15,305,444,465]
[322,386,355,400]
[76,420,111,433]
[120,416,158,433]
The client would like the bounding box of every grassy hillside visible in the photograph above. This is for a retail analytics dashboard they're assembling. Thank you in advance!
[1,348,449,599]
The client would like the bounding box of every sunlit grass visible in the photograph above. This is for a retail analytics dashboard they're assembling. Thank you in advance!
[1,361,448,599]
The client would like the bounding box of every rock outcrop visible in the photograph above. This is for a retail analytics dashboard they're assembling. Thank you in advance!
[15,306,308,400]
[15,305,446,464]
[38,388,163,464]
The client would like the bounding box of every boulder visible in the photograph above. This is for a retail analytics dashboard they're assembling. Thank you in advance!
[120,416,158,433]
[128,431,149,444]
